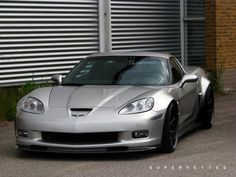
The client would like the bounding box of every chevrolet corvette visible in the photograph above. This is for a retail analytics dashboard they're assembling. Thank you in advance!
[15,52,214,153]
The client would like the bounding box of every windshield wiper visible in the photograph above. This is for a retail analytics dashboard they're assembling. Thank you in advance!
[61,83,84,86]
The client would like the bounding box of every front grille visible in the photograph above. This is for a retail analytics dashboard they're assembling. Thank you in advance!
[41,132,119,145]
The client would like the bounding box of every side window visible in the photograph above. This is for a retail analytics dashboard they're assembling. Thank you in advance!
[169,58,184,84]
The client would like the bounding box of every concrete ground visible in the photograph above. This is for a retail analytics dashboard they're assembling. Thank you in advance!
[0,92,236,177]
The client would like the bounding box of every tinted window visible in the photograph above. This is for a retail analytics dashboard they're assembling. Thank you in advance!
[63,56,168,86]
[170,59,183,84]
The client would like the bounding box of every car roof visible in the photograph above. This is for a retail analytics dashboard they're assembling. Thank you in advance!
[87,52,172,60]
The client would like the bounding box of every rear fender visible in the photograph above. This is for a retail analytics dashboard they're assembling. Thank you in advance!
[199,77,211,107]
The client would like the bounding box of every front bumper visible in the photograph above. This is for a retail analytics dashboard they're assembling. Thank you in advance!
[16,145,158,153]
[15,108,165,153]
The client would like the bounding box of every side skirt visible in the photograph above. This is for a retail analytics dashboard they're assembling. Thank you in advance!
[178,121,202,138]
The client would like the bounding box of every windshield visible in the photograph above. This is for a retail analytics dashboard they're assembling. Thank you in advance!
[62,56,168,86]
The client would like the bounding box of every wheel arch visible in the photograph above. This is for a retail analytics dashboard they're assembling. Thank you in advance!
[170,100,178,114]
[152,91,180,123]
[167,100,179,125]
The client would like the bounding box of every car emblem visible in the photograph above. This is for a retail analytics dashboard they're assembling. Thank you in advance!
[72,113,85,118]
[70,109,91,118]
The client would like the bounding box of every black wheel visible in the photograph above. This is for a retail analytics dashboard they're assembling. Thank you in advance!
[160,102,179,153]
[200,86,214,129]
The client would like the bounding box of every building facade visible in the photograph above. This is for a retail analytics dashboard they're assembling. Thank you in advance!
[205,0,236,89]
[0,0,235,89]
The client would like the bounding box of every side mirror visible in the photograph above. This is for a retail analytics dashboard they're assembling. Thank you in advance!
[51,74,63,85]
[178,74,198,88]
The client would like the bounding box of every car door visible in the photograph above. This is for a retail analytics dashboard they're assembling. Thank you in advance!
[169,57,198,129]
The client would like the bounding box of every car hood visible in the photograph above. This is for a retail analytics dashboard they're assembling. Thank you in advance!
[49,85,160,108]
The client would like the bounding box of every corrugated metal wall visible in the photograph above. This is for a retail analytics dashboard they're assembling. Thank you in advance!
[0,0,99,86]
[0,0,206,86]
[110,0,181,58]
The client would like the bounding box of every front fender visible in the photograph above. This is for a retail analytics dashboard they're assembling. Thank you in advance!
[16,87,53,117]
[152,90,176,113]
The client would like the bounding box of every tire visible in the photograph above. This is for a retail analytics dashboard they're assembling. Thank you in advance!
[160,102,179,153]
[200,86,214,129]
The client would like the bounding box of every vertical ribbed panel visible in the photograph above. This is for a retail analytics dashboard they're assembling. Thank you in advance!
[186,0,205,18]
[186,0,205,66]
[187,21,205,66]
[0,0,99,86]
[111,0,181,58]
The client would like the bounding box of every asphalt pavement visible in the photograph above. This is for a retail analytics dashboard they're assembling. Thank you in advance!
[0,92,236,177]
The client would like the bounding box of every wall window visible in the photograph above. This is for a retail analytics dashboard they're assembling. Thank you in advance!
[184,0,206,66]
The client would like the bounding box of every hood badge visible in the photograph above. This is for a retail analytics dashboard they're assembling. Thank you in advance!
[72,113,85,118]
[70,109,92,118]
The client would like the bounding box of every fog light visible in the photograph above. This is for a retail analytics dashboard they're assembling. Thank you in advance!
[17,130,29,137]
[132,130,149,138]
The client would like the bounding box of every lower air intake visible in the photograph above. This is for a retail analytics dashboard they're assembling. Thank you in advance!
[41,132,119,145]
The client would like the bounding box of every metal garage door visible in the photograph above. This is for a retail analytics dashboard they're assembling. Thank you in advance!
[111,0,181,58]
[0,0,99,86]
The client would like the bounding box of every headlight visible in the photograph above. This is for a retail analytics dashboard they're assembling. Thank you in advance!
[119,98,154,115]
[21,97,44,114]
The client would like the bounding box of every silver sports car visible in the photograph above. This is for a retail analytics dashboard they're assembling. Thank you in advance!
[15,52,214,153]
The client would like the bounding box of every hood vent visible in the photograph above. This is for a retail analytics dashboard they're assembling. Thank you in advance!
[70,108,92,118]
